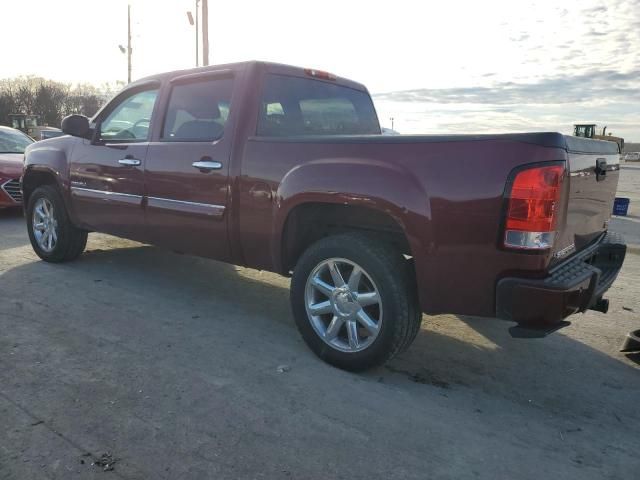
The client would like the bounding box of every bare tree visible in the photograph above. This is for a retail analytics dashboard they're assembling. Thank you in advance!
[0,76,116,127]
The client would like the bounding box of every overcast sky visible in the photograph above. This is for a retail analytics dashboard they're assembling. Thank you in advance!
[2,0,639,140]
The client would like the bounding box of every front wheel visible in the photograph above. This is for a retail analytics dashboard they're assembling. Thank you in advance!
[290,233,421,371]
[27,185,87,263]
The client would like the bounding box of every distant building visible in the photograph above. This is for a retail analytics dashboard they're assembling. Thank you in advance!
[624,142,640,153]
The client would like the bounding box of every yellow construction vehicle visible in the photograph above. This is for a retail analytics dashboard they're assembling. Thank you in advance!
[573,124,624,152]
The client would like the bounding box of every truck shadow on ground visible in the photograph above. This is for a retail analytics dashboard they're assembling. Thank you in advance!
[2,240,639,425]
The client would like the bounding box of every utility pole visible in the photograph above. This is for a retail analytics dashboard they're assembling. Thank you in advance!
[127,3,132,83]
[390,117,394,130]
[202,0,209,66]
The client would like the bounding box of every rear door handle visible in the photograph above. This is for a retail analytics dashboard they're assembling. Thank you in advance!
[192,160,223,171]
[118,157,141,166]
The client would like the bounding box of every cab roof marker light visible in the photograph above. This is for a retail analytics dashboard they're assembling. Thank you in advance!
[304,68,336,81]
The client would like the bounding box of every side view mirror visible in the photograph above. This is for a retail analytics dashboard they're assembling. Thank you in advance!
[61,114,91,138]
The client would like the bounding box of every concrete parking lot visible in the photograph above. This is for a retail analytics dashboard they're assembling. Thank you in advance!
[1,167,639,479]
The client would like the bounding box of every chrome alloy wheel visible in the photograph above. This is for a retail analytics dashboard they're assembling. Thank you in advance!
[32,197,58,253]
[304,258,383,353]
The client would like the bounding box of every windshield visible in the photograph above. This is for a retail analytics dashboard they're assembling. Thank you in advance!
[0,128,34,154]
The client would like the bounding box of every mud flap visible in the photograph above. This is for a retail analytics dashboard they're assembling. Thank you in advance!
[508,321,571,339]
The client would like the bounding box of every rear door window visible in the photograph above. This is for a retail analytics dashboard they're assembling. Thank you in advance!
[257,74,380,136]
[162,77,233,142]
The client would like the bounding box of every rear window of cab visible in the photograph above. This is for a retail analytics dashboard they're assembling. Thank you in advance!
[257,74,380,137]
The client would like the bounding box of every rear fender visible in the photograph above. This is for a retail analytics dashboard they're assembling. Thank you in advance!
[273,158,433,305]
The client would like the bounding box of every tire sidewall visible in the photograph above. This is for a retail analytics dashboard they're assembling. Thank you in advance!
[291,237,408,371]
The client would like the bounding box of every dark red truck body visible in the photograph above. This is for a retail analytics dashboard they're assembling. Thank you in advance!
[22,61,626,332]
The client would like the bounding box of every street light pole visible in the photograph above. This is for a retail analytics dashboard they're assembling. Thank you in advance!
[202,0,209,66]
[127,3,132,83]
[195,0,199,67]
[187,0,200,67]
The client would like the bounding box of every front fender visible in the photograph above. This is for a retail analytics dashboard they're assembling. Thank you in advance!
[272,157,432,272]
[23,137,76,220]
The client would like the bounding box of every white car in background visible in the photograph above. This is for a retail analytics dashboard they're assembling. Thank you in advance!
[623,152,640,161]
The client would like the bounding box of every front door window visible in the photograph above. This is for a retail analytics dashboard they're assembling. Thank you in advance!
[100,89,158,142]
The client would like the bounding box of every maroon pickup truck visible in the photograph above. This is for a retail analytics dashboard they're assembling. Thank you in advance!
[22,61,626,370]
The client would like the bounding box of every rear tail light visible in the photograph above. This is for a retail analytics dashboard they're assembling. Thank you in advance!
[503,164,565,250]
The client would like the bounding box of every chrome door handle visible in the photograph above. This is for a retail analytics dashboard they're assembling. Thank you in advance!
[192,160,222,171]
[118,158,141,166]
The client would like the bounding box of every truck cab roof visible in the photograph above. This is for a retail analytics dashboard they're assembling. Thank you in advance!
[135,60,369,93]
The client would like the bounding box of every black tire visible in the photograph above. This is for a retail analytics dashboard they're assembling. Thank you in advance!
[400,259,422,353]
[26,185,87,263]
[290,232,421,371]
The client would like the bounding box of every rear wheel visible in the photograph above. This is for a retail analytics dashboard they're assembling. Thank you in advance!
[27,185,87,263]
[291,233,421,371]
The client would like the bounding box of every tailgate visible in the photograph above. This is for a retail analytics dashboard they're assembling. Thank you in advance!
[554,136,620,260]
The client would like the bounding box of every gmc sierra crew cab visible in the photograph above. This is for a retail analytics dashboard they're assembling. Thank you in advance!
[22,61,627,371]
